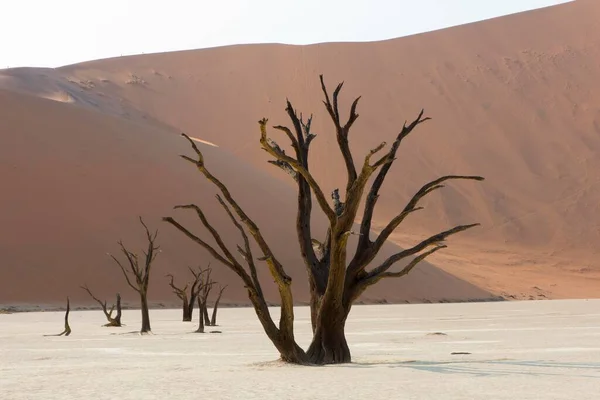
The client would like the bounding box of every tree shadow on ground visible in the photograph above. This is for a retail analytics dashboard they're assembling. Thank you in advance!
[345,359,600,378]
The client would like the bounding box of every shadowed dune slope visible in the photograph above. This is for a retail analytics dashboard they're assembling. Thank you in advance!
[2,0,600,303]
[0,89,493,307]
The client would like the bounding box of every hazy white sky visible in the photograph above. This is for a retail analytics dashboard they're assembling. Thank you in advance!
[2,0,572,68]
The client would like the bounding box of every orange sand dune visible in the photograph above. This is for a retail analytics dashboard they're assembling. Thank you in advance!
[2,0,600,306]
[0,89,492,308]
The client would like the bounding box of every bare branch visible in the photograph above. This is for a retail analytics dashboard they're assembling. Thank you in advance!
[319,74,358,192]
[163,216,254,288]
[273,125,299,152]
[165,274,187,300]
[80,284,110,317]
[139,217,160,287]
[360,245,447,288]
[363,224,480,281]
[356,110,432,245]
[259,119,336,223]
[371,175,485,254]
[174,204,240,267]
[344,96,361,131]
[177,133,290,284]
[215,194,264,299]
[364,142,388,169]
[109,251,140,293]
[268,159,298,182]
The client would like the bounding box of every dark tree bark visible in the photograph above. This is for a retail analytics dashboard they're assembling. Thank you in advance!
[80,284,122,327]
[164,74,483,364]
[166,274,190,321]
[44,297,72,337]
[195,295,205,333]
[199,266,214,326]
[210,285,227,326]
[166,267,203,322]
[193,264,214,333]
[109,217,160,334]
[202,303,211,326]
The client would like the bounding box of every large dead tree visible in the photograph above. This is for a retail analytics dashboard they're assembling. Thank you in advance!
[210,284,227,326]
[166,266,203,322]
[44,297,72,337]
[164,75,483,364]
[80,284,122,327]
[109,217,160,334]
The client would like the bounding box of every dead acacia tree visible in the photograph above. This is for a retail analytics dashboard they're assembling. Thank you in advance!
[164,74,483,364]
[44,297,72,337]
[109,217,160,334]
[80,284,122,327]
[195,265,214,333]
[199,266,213,327]
[210,284,227,326]
[166,266,203,322]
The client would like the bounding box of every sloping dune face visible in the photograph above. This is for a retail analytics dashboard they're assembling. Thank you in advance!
[0,89,492,307]
[2,0,600,304]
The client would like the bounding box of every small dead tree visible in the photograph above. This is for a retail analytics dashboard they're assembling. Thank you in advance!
[166,266,203,322]
[210,284,227,326]
[44,297,72,337]
[164,74,483,364]
[109,217,160,334]
[195,265,214,333]
[80,284,122,327]
[200,267,213,327]
[195,294,205,333]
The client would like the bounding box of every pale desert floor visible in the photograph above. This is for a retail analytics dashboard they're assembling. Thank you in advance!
[1,300,599,399]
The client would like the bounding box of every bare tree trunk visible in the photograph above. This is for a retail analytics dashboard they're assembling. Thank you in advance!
[44,297,72,337]
[202,303,211,326]
[112,293,122,326]
[195,297,205,333]
[140,291,151,334]
[186,300,195,322]
[182,299,192,322]
[306,304,351,364]
[210,285,227,326]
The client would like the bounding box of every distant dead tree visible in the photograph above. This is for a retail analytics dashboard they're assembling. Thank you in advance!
[165,266,203,322]
[195,265,214,333]
[210,284,227,326]
[199,266,213,328]
[44,297,72,337]
[164,74,483,364]
[80,284,122,327]
[108,217,160,334]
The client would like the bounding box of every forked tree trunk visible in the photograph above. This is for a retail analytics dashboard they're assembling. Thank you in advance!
[140,292,151,334]
[105,293,123,327]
